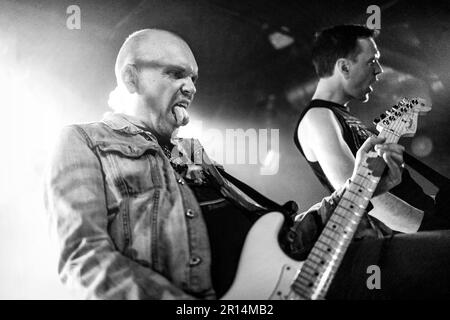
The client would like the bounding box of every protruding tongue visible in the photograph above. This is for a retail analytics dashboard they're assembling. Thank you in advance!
[173,106,189,126]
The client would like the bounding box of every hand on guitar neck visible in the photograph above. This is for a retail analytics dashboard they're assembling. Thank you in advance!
[352,136,405,197]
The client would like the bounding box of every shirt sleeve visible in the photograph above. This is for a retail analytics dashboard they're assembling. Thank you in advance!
[44,125,196,300]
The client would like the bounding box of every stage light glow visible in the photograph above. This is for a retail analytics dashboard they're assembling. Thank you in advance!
[411,135,433,158]
[0,32,83,299]
[268,28,294,50]
[260,149,279,175]
[431,80,444,93]
[0,60,65,200]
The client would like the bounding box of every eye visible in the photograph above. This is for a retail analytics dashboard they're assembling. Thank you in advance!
[164,67,184,79]
[170,70,184,79]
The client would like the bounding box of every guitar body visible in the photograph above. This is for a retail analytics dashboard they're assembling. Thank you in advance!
[221,212,303,300]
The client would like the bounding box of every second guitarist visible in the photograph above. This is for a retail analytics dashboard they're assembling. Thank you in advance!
[295,24,450,234]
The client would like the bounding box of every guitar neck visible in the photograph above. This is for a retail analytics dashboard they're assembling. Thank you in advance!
[291,129,399,300]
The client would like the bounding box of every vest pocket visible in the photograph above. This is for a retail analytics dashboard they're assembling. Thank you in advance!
[98,142,163,196]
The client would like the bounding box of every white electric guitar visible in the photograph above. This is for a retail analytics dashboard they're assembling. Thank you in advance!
[222,97,431,300]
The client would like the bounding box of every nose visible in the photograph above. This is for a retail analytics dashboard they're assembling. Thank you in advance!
[181,78,196,98]
[374,60,383,76]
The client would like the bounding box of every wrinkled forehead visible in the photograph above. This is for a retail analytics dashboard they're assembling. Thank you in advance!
[137,37,198,72]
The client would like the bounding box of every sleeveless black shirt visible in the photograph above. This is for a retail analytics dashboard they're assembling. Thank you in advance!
[294,100,397,236]
[294,99,435,219]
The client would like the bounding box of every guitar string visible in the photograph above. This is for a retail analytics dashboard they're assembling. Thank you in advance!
[290,103,411,299]
[311,106,408,298]
[292,105,409,299]
[312,107,408,298]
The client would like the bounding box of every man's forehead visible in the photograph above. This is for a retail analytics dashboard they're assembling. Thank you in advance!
[357,37,380,57]
[138,41,198,71]
[138,58,198,76]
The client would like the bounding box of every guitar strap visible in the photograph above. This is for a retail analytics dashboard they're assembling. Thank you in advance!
[158,135,299,217]
[404,152,450,190]
[404,152,450,218]
[217,167,299,217]
[217,152,449,218]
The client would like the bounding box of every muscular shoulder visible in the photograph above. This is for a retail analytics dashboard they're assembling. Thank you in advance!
[298,108,343,141]
[297,108,346,161]
[301,108,339,128]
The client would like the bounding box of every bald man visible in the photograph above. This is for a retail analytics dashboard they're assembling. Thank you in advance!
[109,29,196,141]
[45,29,414,300]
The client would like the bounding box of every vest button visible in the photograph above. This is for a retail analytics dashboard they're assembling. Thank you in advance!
[178,178,185,185]
[185,209,195,218]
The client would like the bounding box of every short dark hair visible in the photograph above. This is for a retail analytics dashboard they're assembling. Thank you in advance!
[312,24,377,78]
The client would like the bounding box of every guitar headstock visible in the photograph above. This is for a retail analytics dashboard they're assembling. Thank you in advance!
[373,97,432,138]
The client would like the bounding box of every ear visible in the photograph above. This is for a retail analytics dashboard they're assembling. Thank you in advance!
[336,58,351,79]
[121,64,139,94]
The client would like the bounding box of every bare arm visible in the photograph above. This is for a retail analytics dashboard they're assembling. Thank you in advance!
[288,136,406,258]
[297,108,423,233]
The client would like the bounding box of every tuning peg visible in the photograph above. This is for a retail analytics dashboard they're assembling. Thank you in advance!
[380,113,387,119]
[392,105,399,109]
[397,100,405,107]
[373,118,380,124]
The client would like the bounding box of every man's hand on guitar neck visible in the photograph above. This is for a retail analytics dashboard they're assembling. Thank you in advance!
[352,136,405,197]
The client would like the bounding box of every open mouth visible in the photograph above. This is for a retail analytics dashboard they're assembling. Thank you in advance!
[172,103,190,126]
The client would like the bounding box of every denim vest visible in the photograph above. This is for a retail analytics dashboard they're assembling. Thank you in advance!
[45,112,264,299]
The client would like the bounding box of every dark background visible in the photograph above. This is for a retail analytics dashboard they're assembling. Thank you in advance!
[0,0,448,298]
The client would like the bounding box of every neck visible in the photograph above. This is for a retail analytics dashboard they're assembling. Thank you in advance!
[124,96,154,128]
[120,110,150,129]
[121,104,173,146]
[312,77,351,108]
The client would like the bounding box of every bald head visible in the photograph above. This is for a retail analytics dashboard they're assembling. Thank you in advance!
[109,28,198,139]
[115,29,193,87]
